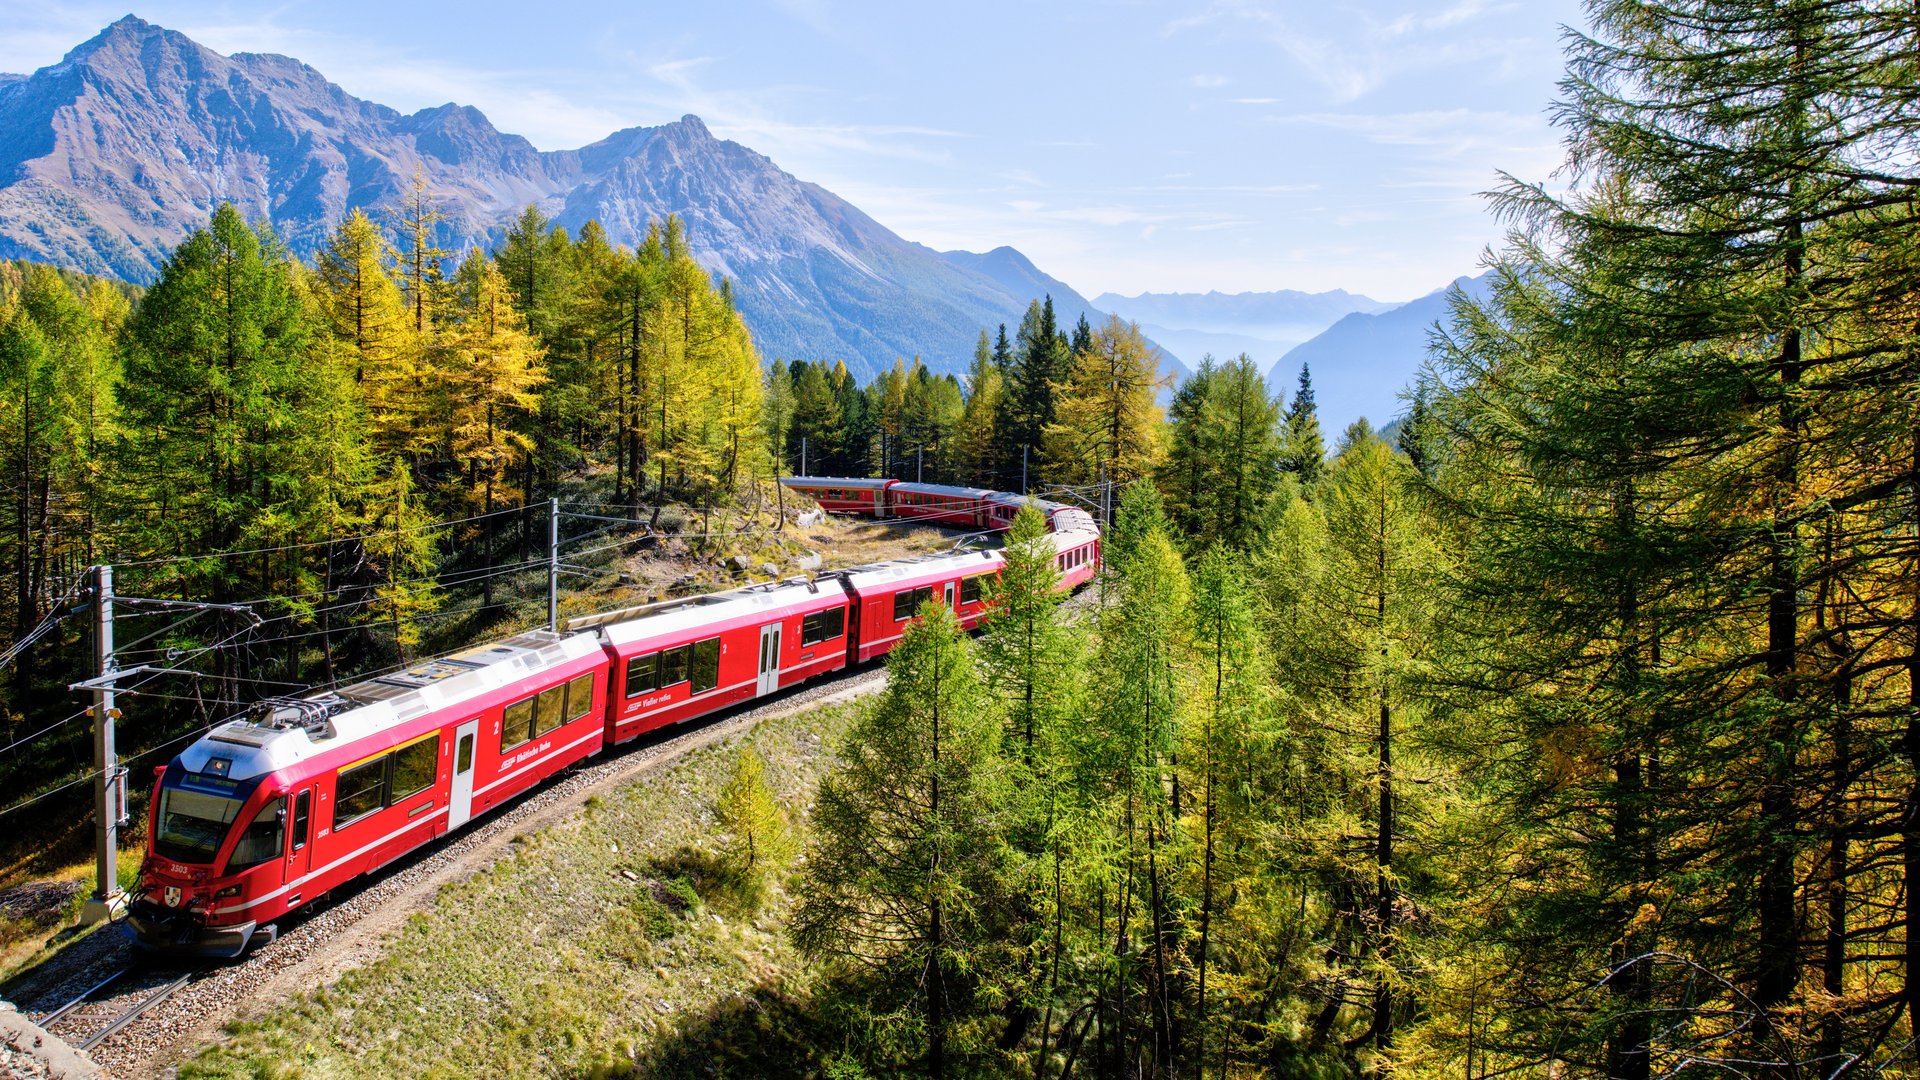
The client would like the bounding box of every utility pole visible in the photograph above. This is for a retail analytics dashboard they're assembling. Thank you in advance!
[917,447,924,483]
[801,436,809,478]
[81,564,120,924]
[63,573,261,924]
[547,497,560,633]
[1021,445,1029,495]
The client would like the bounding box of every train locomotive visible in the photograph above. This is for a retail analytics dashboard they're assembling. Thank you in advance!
[129,479,1099,957]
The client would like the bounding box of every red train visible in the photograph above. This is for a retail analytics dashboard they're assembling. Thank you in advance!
[129,481,1099,957]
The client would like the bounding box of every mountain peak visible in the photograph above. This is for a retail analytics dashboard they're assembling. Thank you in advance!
[667,114,713,140]
[66,15,172,61]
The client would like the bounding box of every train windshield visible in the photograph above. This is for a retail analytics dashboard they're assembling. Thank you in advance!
[153,769,260,865]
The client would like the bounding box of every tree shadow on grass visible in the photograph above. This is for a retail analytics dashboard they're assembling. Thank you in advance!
[574,979,845,1080]
[646,845,769,921]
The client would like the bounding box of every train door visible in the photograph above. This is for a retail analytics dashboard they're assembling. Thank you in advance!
[757,623,783,696]
[286,785,315,882]
[447,719,479,829]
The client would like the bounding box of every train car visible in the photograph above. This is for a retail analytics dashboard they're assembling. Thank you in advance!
[886,482,998,530]
[780,477,1097,539]
[1048,523,1103,591]
[779,476,895,517]
[981,492,1030,531]
[129,631,606,958]
[592,579,853,744]
[836,549,1006,662]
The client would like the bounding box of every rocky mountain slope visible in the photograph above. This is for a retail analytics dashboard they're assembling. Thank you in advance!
[0,17,1117,379]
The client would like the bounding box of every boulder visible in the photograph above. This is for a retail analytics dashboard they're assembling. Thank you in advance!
[795,508,825,527]
[757,563,779,578]
[792,550,824,571]
[723,554,753,573]
[0,999,107,1079]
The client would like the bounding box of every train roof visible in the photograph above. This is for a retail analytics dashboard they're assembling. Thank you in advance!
[834,548,1005,591]
[176,631,607,784]
[587,578,842,649]
[888,482,997,499]
[1050,524,1102,549]
[779,476,893,490]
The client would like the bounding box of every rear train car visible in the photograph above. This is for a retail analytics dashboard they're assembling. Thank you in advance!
[779,476,894,517]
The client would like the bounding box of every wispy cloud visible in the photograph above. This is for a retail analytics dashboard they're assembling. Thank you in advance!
[1167,0,1548,103]
[1279,107,1537,147]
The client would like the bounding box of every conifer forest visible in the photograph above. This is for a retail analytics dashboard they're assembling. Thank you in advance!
[6,1,1920,1077]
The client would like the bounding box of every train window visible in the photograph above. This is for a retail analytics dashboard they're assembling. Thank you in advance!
[660,645,690,686]
[227,797,285,872]
[626,654,658,697]
[960,575,986,605]
[691,637,721,694]
[533,686,567,736]
[893,585,934,621]
[334,758,386,827]
[502,698,535,750]
[389,735,438,801]
[152,781,247,864]
[292,790,311,851]
[801,607,845,645]
[456,734,474,775]
[566,673,597,720]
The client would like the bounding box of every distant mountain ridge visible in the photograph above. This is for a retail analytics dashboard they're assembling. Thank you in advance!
[1094,286,1394,384]
[1094,288,1393,339]
[1268,273,1493,434]
[0,16,1131,380]
[940,246,1183,374]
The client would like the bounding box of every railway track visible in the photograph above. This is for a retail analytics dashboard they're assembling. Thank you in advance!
[31,961,197,1053]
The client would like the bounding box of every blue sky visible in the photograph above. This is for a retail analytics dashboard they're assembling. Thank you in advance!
[3,0,1586,302]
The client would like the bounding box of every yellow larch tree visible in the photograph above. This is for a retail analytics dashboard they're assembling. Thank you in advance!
[1044,314,1166,490]
[441,251,546,519]
[314,209,420,456]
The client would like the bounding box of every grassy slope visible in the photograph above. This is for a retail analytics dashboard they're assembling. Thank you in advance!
[181,703,859,1080]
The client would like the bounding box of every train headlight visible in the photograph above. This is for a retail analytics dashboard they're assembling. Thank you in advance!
[214,884,242,899]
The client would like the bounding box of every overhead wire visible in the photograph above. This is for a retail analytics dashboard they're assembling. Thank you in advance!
[106,502,538,569]
[0,571,90,672]
[0,706,95,759]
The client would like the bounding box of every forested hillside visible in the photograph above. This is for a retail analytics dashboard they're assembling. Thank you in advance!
[0,182,1186,853]
[623,1,1920,1076]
